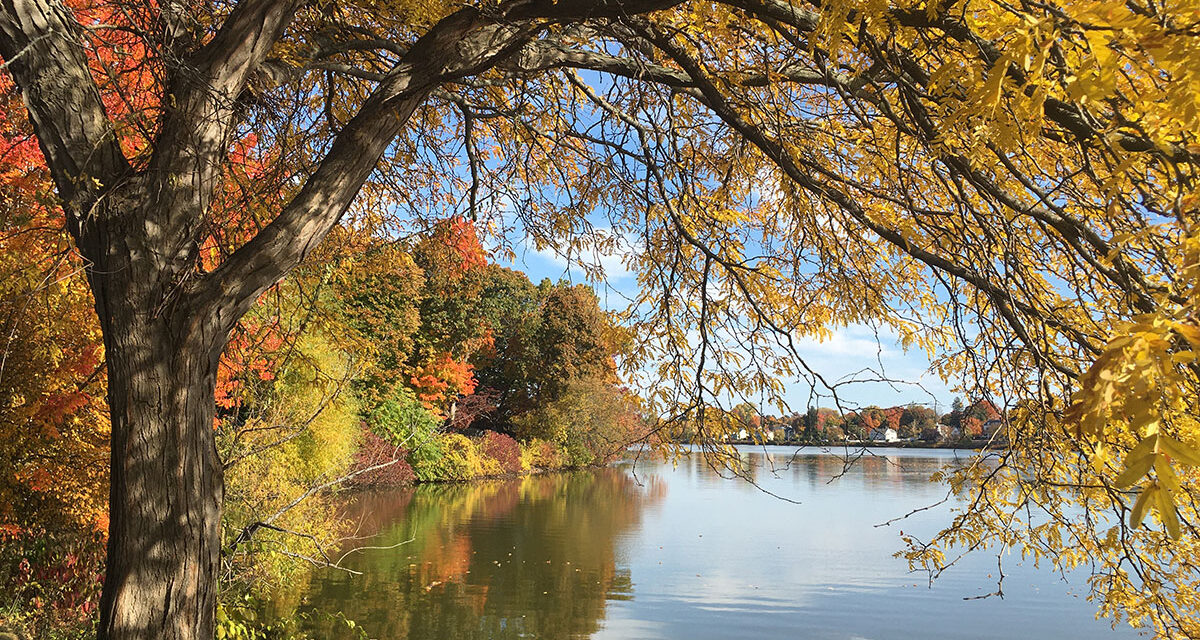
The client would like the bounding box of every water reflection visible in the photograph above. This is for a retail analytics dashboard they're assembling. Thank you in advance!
[278,449,1142,640]
[272,468,665,639]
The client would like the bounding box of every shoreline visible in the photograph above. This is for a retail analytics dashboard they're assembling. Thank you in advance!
[380,442,1003,489]
[369,461,611,488]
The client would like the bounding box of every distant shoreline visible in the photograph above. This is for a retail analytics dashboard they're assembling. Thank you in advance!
[705,440,1005,451]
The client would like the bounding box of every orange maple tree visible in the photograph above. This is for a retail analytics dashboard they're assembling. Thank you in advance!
[0,74,109,539]
[410,352,479,419]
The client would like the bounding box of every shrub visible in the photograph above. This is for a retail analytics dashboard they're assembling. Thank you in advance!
[564,434,596,468]
[369,386,439,448]
[0,528,105,637]
[520,438,564,471]
[216,602,368,640]
[412,433,485,482]
[510,376,640,467]
[476,447,502,477]
[409,434,446,482]
[218,334,360,590]
[347,427,414,487]
[444,433,486,479]
[511,406,568,444]
[479,431,522,474]
[368,386,442,478]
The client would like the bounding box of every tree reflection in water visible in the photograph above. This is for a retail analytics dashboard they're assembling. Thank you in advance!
[269,466,665,639]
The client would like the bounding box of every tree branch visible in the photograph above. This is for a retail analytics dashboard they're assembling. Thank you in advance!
[0,0,129,237]
[146,0,302,278]
[201,0,687,325]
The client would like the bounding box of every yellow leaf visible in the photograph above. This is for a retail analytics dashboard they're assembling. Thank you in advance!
[982,55,1010,112]
[1172,323,1200,347]
[1156,486,1181,540]
[1124,433,1158,465]
[1159,436,1200,467]
[1130,482,1156,529]
[1155,456,1181,495]
[1115,448,1156,490]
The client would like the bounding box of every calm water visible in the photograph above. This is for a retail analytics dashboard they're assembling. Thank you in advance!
[275,448,1145,639]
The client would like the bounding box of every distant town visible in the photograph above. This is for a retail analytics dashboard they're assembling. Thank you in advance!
[694,398,1004,446]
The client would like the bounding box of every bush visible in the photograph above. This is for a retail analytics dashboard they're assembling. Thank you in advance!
[0,529,105,638]
[479,431,522,475]
[218,334,361,591]
[368,386,442,478]
[564,434,596,468]
[216,601,368,640]
[509,376,639,468]
[412,433,485,482]
[477,455,502,477]
[409,434,445,482]
[368,386,439,449]
[520,438,564,471]
[346,427,415,487]
[511,406,568,444]
[443,433,486,479]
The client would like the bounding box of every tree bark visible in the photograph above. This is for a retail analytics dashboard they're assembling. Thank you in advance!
[81,198,227,640]
[97,311,224,640]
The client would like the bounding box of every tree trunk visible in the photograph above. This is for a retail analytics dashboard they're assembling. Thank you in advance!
[92,255,225,640]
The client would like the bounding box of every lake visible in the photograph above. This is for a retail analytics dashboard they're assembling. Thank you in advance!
[274,447,1145,639]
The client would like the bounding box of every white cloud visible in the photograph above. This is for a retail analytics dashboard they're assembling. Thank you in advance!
[792,325,893,358]
[784,324,951,409]
[527,230,638,285]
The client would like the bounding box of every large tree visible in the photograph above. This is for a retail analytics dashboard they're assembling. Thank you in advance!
[0,0,678,637]
[1,0,1197,637]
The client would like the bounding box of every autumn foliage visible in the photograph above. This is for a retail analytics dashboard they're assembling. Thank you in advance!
[347,427,416,488]
[0,53,110,638]
[8,0,1199,634]
[479,431,522,475]
[409,352,478,418]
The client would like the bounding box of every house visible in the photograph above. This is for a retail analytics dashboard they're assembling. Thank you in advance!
[720,428,752,442]
[869,426,899,442]
[938,423,962,441]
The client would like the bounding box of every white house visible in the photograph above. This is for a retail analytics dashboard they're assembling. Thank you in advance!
[869,426,899,442]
